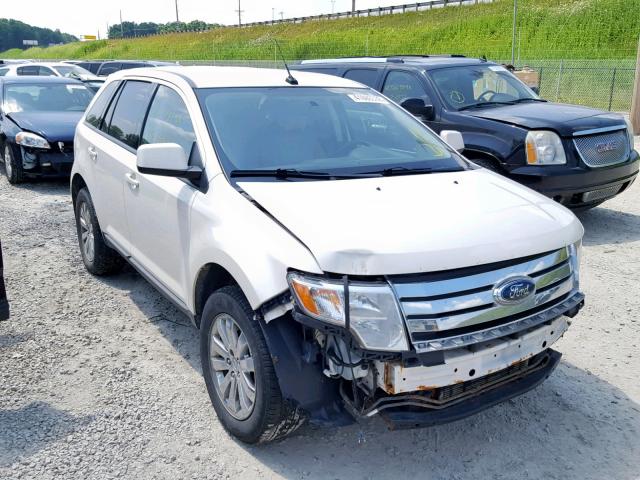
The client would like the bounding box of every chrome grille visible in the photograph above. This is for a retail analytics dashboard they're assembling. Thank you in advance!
[573,129,630,168]
[390,247,577,353]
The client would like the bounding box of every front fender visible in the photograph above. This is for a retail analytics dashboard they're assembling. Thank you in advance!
[188,175,322,313]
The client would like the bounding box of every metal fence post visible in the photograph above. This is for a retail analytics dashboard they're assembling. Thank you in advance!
[555,59,564,102]
[608,68,617,111]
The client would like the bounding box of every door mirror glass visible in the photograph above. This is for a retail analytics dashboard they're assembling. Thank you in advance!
[440,130,465,152]
[400,98,434,120]
[136,143,201,180]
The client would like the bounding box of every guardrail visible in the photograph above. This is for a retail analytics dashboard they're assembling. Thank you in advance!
[239,0,494,27]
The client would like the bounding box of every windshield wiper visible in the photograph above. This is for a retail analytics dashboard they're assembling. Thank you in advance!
[510,98,547,103]
[230,168,337,180]
[458,101,517,111]
[361,166,462,176]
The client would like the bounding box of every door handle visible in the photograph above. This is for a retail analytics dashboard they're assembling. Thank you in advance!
[88,146,98,161]
[125,172,139,190]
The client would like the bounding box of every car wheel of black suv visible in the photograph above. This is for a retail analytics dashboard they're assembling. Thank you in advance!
[200,285,305,443]
[3,143,24,184]
[74,188,124,276]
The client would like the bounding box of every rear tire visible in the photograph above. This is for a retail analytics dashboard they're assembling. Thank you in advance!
[200,285,305,444]
[74,188,124,276]
[3,143,24,184]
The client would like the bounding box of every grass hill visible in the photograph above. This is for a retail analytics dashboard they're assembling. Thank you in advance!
[2,0,639,61]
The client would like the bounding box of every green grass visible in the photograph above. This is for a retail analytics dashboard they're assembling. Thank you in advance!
[2,0,639,61]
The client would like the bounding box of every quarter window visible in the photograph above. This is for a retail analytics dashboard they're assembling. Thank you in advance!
[85,81,120,129]
[0,68,8,76]
[141,85,197,160]
[106,81,155,149]
[382,71,431,105]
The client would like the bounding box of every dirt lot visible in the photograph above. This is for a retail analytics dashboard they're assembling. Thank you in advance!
[1,145,639,479]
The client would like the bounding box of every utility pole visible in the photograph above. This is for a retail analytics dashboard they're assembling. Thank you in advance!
[272,7,275,21]
[279,11,284,20]
[119,10,124,38]
[175,0,179,22]
[510,0,517,65]
[331,0,336,14]
[352,0,356,12]
[236,0,243,26]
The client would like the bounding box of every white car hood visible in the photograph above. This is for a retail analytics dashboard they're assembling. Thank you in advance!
[238,169,583,275]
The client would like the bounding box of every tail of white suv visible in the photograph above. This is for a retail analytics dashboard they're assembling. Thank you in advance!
[72,66,584,443]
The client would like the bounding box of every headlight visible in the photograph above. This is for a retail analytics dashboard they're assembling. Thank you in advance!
[569,240,582,290]
[287,272,409,352]
[525,130,566,165]
[15,132,50,149]
[625,118,636,151]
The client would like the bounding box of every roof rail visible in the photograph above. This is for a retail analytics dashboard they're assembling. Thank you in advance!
[300,54,467,65]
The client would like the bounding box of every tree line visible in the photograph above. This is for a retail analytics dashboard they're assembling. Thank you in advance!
[108,20,222,39]
[0,18,77,51]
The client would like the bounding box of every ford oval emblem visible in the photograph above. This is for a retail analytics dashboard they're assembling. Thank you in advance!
[493,276,536,305]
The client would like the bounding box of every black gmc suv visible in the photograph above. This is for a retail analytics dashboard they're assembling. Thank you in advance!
[0,240,9,321]
[292,56,639,209]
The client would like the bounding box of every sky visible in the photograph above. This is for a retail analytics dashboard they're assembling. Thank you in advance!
[1,0,408,39]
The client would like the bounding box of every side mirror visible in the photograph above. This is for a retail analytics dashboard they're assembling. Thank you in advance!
[136,143,202,180]
[440,130,465,152]
[531,86,540,95]
[400,98,434,120]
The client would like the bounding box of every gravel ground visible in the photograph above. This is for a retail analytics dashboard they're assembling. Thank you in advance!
[1,141,639,480]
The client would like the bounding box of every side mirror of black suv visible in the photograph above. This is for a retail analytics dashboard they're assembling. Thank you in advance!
[400,98,434,120]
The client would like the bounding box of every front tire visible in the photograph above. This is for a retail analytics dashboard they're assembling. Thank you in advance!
[200,286,304,443]
[3,143,24,184]
[74,188,124,276]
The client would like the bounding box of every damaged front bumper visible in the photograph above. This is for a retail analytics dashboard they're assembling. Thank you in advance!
[19,144,74,177]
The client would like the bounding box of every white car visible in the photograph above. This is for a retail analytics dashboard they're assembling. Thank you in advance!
[71,66,585,443]
[0,62,104,91]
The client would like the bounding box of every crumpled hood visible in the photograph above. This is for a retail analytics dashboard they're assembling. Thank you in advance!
[7,111,83,143]
[239,169,583,275]
[464,102,625,136]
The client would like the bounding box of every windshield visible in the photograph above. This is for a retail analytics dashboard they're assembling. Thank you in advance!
[197,87,467,177]
[430,65,539,111]
[53,65,94,78]
[3,83,94,113]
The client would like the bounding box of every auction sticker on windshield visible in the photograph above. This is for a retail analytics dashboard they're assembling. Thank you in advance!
[347,93,389,104]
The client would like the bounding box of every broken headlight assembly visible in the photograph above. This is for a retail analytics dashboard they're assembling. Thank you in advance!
[15,132,50,149]
[287,272,409,352]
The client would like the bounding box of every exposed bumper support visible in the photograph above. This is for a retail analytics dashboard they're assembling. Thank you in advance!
[374,349,561,430]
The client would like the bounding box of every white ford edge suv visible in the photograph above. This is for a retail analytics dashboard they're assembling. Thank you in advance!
[72,66,584,443]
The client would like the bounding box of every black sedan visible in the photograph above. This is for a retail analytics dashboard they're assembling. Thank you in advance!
[0,77,95,184]
[0,240,8,321]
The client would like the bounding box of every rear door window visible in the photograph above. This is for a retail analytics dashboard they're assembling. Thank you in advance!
[98,63,121,76]
[85,81,121,129]
[344,68,379,88]
[17,66,40,76]
[141,85,198,163]
[0,68,8,76]
[382,70,431,105]
[105,81,155,149]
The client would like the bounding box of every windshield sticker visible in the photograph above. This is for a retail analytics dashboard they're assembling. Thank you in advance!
[66,85,85,92]
[489,66,508,72]
[347,93,388,104]
[448,90,465,104]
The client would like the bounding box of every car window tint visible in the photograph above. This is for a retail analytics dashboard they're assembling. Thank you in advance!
[85,81,120,129]
[0,68,8,76]
[344,69,379,88]
[99,64,120,75]
[107,81,155,149]
[17,66,40,76]
[382,71,430,105]
[38,67,57,76]
[141,85,197,162]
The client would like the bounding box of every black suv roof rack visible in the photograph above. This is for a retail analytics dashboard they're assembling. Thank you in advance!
[300,54,470,65]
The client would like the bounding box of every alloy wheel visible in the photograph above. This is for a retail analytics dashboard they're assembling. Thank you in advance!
[209,313,256,420]
[4,145,12,178]
[79,202,95,263]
